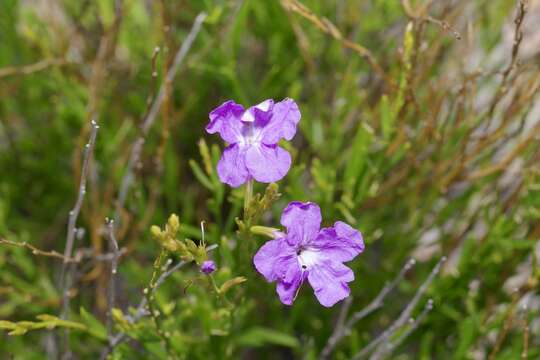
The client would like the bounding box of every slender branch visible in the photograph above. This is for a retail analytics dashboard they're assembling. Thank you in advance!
[466,120,540,181]
[351,256,446,360]
[401,0,461,40]
[0,58,72,78]
[521,308,529,360]
[0,237,126,263]
[105,219,121,338]
[370,299,434,360]
[114,12,207,225]
[0,238,78,263]
[488,292,523,360]
[145,250,176,356]
[59,119,99,315]
[320,258,416,359]
[482,0,527,130]
[280,0,394,89]
[333,296,353,344]
[57,119,98,358]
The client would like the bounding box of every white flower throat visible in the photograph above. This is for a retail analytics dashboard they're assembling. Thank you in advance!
[297,247,320,270]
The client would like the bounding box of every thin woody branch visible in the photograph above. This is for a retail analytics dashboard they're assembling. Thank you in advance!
[105,219,121,338]
[0,238,78,262]
[114,12,207,225]
[0,58,72,78]
[58,119,99,355]
[280,0,395,89]
[351,256,446,360]
[321,258,416,359]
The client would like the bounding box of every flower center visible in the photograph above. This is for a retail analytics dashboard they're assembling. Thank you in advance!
[240,123,261,146]
[297,247,319,271]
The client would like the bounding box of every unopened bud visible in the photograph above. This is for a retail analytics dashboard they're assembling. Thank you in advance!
[150,225,162,239]
[167,214,180,234]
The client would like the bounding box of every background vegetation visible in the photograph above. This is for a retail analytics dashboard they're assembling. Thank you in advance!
[0,0,539,359]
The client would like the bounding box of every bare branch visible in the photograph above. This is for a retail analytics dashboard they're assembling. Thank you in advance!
[351,256,446,360]
[370,299,434,360]
[105,219,121,338]
[401,0,461,40]
[0,237,126,263]
[0,58,72,78]
[114,12,207,225]
[521,310,529,360]
[483,0,527,130]
[280,0,394,89]
[320,258,416,359]
[56,118,98,358]
[0,238,78,262]
[59,119,99,314]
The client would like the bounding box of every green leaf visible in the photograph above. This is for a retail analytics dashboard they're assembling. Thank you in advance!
[235,327,299,348]
[80,307,107,340]
[343,122,373,197]
[189,159,214,190]
[380,95,393,140]
[455,317,477,359]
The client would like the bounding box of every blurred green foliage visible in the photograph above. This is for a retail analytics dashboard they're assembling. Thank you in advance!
[0,0,539,359]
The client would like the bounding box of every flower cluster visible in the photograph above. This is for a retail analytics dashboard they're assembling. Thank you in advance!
[206,98,364,307]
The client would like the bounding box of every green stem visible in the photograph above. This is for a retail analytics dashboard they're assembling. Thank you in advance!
[208,274,233,307]
[146,250,177,358]
[243,179,253,222]
[209,274,220,294]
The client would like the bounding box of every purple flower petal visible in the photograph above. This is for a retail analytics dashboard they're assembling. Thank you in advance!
[311,221,364,262]
[242,99,274,124]
[216,144,249,187]
[206,100,245,143]
[206,99,301,187]
[259,98,301,144]
[276,269,304,305]
[280,202,322,246]
[307,259,354,307]
[253,238,295,282]
[244,144,291,183]
[252,201,364,307]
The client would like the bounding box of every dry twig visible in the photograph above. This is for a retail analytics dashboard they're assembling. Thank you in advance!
[351,256,446,360]
[58,119,99,356]
[0,58,71,78]
[280,0,394,89]
[114,12,207,225]
[105,219,121,338]
[0,238,78,263]
[321,259,416,359]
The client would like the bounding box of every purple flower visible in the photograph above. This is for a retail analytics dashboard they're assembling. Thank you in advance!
[200,260,217,275]
[253,202,364,307]
[206,98,301,187]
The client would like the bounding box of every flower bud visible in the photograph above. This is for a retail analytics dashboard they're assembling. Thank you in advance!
[200,260,217,275]
[150,225,162,239]
[167,214,180,235]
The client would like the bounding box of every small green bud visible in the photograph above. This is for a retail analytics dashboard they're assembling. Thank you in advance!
[163,239,179,252]
[167,214,180,235]
[185,239,198,253]
[250,226,281,238]
[219,276,247,294]
[150,225,162,239]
